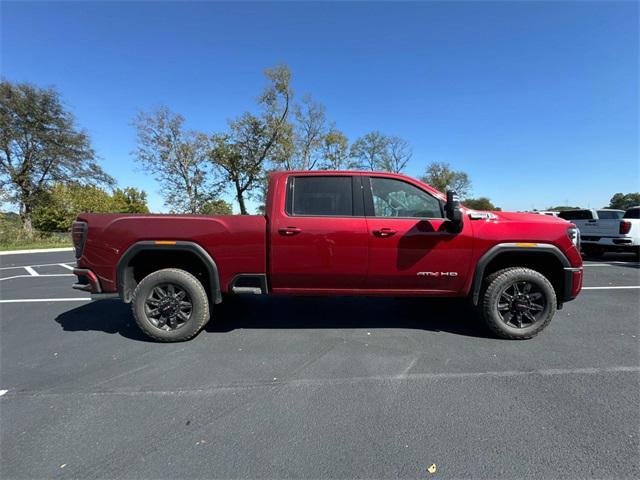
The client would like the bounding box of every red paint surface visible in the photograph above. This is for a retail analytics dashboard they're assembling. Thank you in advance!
[76,171,583,299]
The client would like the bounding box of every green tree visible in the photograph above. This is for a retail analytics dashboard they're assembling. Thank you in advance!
[32,183,113,232]
[350,131,389,171]
[200,199,233,215]
[284,94,326,170]
[320,128,353,170]
[420,161,471,197]
[607,192,640,210]
[0,81,114,235]
[132,106,218,214]
[210,65,293,214]
[111,187,149,213]
[547,205,581,211]
[463,197,501,211]
[378,136,412,173]
[32,184,149,232]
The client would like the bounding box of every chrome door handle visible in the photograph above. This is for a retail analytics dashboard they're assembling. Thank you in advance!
[373,228,397,237]
[279,227,302,236]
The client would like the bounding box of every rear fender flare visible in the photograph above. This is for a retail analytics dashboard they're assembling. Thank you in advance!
[116,241,222,304]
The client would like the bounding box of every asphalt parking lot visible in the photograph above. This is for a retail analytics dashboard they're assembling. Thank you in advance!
[1,250,639,479]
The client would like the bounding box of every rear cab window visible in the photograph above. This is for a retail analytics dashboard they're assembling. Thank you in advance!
[596,210,624,220]
[558,210,593,221]
[286,176,360,217]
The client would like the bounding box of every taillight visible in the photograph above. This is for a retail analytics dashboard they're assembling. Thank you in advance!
[619,220,631,235]
[72,221,88,258]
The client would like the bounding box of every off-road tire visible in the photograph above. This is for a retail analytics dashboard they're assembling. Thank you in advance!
[480,267,557,340]
[131,268,210,342]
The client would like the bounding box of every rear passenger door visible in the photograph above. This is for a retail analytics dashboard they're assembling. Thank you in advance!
[269,175,369,291]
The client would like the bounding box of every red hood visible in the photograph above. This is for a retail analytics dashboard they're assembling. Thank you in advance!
[465,209,570,224]
[494,211,569,224]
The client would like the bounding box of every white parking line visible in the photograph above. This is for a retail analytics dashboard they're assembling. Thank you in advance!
[584,263,640,267]
[582,286,640,290]
[0,389,7,397]
[0,247,73,255]
[0,274,74,282]
[23,266,39,276]
[0,298,90,304]
[0,262,74,271]
[582,260,640,267]
[58,263,74,271]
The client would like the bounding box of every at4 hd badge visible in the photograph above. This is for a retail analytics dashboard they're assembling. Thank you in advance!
[417,271,459,277]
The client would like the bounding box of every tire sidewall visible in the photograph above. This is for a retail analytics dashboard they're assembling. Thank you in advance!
[132,269,210,342]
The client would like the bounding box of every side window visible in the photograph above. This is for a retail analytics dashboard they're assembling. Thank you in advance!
[370,177,443,218]
[288,176,353,216]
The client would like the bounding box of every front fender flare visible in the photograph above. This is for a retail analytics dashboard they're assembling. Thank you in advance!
[470,243,572,305]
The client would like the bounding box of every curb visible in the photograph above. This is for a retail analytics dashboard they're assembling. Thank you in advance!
[0,247,74,256]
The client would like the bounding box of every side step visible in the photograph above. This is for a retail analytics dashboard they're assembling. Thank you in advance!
[229,274,268,295]
[231,286,262,295]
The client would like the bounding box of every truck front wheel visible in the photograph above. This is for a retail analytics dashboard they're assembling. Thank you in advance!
[131,268,210,342]
[480,267,557,340]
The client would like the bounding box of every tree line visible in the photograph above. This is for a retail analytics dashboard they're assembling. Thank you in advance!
[0,81,148,234]
[131,65,500,214]
[4,69,636,236]
[132,65,420,215]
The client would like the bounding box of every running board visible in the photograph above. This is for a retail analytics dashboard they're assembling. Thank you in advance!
[231,286,263,295]
[229,274,268,295]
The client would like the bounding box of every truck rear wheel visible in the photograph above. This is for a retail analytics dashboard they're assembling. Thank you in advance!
[131,268,210,342]
[480,267,556,340]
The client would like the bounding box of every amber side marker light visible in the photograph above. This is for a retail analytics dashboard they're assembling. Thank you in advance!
[515,242,538,247]
[154,241,177,245]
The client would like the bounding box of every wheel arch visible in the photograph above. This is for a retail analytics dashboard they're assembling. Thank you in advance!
[116,241,222,305]
[471,243,572,306]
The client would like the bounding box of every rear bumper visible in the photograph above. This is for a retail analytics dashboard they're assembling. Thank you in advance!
[582,236,639,248]
[72,268,102,294]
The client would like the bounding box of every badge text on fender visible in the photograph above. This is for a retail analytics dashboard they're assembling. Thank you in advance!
[417,272,458,277]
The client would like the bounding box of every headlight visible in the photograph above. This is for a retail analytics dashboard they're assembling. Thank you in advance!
[567,226,580,248]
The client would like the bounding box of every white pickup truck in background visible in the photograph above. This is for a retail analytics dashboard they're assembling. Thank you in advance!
[558,208,640,259]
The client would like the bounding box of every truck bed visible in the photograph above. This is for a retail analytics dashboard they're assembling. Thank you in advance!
[76,213,267,293]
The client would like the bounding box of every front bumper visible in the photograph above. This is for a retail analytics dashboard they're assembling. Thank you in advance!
[563,266,583,302]
[72,268,102,293]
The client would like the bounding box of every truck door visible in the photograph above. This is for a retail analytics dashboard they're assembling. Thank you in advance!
[269,175,369,292]
[363,176,473,293]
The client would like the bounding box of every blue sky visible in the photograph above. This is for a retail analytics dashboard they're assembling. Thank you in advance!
[2,1,638,213]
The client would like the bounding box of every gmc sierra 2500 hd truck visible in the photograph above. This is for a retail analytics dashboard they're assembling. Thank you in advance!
[72,171,583,342]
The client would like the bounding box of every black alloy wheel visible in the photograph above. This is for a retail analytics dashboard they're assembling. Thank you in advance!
[131,268,210,342]
[496,280,546,328]
[144,283,193,331]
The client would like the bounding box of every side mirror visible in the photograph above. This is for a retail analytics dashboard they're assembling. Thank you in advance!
[445,190,463,232]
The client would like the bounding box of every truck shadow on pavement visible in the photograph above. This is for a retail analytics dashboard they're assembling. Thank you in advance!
[54,296,491,342]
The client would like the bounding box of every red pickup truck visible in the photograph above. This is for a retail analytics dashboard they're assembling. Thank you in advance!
[72,171,583,341]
